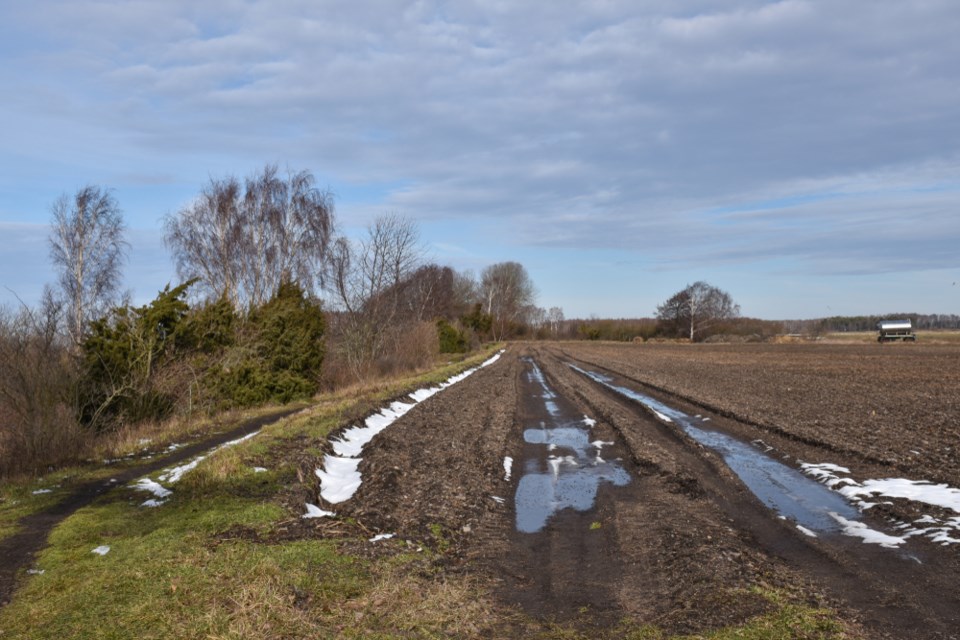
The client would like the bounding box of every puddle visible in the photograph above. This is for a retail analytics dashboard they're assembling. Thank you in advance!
[514,359,630,533]
[570,365,865,536]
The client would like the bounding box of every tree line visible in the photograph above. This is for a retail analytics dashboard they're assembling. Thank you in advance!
[784,314,960,335]
[0,165,541,477]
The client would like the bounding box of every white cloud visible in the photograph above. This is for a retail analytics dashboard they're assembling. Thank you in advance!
[2,0,960,315]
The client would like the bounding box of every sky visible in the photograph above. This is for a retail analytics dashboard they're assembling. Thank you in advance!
[1,0,959,320]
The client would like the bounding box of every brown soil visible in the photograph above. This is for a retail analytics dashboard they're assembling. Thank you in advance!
[555,342,960,488]
[336,344,960,639]
[0,407,302,606]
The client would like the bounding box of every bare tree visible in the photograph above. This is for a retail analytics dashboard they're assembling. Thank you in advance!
[240,165,335,306]
[164,165,335,308]
[656,281,740,341]
[480,261,537,341]
[330,214,425,378]
[49,186,127,345]
[547,306,565,337]
[0,291,82,476]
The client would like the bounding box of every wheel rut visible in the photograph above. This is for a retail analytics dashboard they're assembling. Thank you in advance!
[538,344,960,640]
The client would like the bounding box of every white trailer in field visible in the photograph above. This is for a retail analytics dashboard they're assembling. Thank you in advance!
[877,319,917,342]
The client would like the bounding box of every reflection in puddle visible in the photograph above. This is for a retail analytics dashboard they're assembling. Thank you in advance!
[515,359,630,533]
[570,365,862,536]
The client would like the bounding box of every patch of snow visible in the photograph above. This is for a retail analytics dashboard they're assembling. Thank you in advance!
[303,503,335,518]
[141,499,166,508]
[91,545,111,556]
[216,431,259,450]
[316,455,362,504]
[253,467,267,473]
[802,462,960,548]
[491,496,505,504]
[31,489,52,495]
[582,415,597,427]
[801,462,851,476]
[503,456,513,481]
[27,569,44,575]
[701,417,711,422]
[159,457,204,484]
[130,478,172,499]
[829,512,907,548]
[652,410,673,423]
[316,349,506,506]
[369,533,395,542]
[796,525,818,538]
[841,478,960,513]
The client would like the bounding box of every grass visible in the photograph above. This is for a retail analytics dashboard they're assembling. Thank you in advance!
[0,344,858,639]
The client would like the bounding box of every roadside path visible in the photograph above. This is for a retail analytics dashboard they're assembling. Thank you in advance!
[0,407,301,606]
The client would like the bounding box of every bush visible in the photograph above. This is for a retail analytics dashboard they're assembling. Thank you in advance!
[437,319,468,353]
[79,282,192,430]
[213,282,326,407]
[0,301,85,477]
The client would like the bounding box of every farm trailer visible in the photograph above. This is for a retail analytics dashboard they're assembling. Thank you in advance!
[877,320,917,342]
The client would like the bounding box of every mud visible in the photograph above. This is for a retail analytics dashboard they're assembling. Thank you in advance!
[339,345,960,638]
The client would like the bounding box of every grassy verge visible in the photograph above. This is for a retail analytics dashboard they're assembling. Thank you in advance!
[0,344,858,639]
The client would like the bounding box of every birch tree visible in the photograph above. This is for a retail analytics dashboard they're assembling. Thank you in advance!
[164,165,335,309]
[48,186,128,345]
[480,261,537,341]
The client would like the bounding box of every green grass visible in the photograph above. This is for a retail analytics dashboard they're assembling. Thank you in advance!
[0,344,857,639]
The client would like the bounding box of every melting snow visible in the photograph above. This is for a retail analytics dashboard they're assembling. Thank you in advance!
[503,456,513,481]
[369,533,395,542]
[303,503,335,518]
[31,489,52,495]
[316,455,362,504]
[130,478,172,499]
[802,462,960,547]
[311,350,505,514]
[129,429,265,507]
[796,525,818,538]
[159,457,203,484]
[253,467,267,473]
[829,513,907,548]
[91,545,111,556]
[582,416,597,427]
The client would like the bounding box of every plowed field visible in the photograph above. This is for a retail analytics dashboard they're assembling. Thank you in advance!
[331,342,960,639]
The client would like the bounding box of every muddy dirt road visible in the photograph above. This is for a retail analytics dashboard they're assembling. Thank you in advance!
[339,345,960,639]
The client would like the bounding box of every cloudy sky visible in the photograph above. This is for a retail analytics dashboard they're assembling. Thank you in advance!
[2,0,959,319]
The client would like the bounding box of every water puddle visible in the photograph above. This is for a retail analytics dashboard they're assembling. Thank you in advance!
[570,365,867,537]
[514,359,630,533]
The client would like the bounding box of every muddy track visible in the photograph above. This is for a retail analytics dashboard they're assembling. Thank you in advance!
[347,346,959,638]
[539,344,960,639]
[0,407,302,607]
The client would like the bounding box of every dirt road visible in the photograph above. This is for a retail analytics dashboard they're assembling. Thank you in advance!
[340,345,960,639]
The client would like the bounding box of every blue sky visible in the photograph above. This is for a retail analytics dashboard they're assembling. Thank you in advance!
[2,0,959,319]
